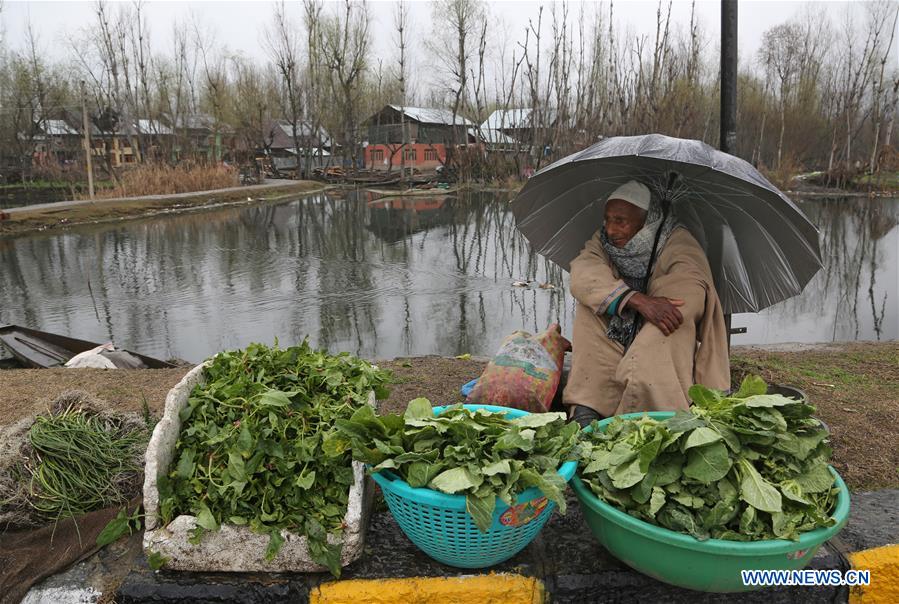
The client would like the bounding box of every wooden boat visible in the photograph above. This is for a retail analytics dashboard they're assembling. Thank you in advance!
[0,324,175,369]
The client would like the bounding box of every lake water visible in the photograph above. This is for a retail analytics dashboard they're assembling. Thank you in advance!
[0,190,895,363]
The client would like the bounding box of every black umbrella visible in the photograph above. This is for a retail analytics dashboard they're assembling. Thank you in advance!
[512,134,822,314]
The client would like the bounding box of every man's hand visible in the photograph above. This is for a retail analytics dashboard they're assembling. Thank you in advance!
[626,292,685,336]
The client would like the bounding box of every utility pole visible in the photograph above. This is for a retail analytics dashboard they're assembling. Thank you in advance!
[80,80,95,200]
[720,0,737,155]
[721,0,738,346]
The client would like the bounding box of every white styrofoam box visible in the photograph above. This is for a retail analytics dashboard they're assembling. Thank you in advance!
[143,361,373,572]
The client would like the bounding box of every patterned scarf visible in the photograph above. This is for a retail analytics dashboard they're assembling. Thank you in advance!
[600,200,679,348]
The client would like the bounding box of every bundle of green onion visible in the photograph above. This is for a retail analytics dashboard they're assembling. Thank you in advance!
[25,405,148,521]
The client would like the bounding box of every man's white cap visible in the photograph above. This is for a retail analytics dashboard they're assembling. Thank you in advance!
[607,180,651,212]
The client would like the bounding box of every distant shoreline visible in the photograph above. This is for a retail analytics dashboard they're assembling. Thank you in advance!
[2,178,895,239]
[0,180,328,238]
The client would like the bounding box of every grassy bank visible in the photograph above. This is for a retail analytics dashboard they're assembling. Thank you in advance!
[854,171,899,191]
[1,341,895,491]
[0,180,327,238]
[730,343,898,490]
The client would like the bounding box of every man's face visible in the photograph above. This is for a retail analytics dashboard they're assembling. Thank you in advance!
[604,198,647,247]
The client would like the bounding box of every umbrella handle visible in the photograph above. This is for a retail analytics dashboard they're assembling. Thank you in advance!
[625,173,679,350]
[639,172,680,292]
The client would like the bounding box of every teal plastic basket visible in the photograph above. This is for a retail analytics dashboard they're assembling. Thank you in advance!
[371,404,578,568]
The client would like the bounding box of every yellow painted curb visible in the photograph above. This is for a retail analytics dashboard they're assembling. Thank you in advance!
[849,544,899,604]
[310,574,544,604]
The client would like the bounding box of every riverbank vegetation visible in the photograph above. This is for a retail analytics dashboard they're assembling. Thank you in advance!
[0,1,896,191]
[81,163,239,200]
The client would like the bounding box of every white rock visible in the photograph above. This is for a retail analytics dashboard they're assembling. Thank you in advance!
[21,586,101,604]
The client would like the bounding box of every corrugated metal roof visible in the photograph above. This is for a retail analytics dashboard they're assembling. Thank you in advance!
[43,119,80,136]
[285,147,331,156]
[482,108,532,130]
[135,119,172,135]
[173,114,215,130]
[469,127,521,146]
[481,108,560,130]
[276,121,330,142]
[389,105,476,126]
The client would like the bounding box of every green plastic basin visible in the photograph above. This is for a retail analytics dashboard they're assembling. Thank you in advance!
[571,411,851,592]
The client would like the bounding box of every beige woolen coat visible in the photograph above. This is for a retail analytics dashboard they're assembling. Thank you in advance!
[562,226,731,417]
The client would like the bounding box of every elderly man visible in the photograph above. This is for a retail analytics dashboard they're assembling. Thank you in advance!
[563,180,730,426]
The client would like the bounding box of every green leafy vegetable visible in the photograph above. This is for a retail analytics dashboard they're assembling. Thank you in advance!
[332,401,579,532]
[158,341,391,577]
[579,375,839,542]
[96,503,143,547]
[146,550,169,571]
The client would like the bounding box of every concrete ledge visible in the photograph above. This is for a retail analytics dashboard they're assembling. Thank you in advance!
[310,574,544,604]
[23,488,899,603]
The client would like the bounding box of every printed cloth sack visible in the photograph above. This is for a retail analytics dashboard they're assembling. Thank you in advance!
[466,323,571,413]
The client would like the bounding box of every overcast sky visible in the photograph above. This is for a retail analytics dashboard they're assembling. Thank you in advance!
[3,0,864,66]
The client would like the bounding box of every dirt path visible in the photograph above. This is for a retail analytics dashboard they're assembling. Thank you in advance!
[1,342,895,490]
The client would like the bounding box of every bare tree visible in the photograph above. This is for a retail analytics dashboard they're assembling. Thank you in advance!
[158,21,199,160]
[321,0,371,169]
[520,7,543,166]
[833,7,878,173]
[760,23,802,169]
[430,0,484,146]
[192,18,228,161]
[883,76,899,150]
[264,0,304,177]
[393,0,410,179]
[867,0,899,172]
[128,1,155,162]
[3,22,57,178]
[65,1,136,180]
[303,0,325,178]
[229,56,275,162]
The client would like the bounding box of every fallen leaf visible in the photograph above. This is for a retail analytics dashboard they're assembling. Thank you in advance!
[455,353,471,360]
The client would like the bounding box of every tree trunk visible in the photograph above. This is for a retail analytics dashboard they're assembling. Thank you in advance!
[845,110,852,170]
[777,99,786,170]
[756,111,767,167]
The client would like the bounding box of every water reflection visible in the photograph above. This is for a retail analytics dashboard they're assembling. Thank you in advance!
[731,196,898,344]
[0,192,895,362]
[0,190,568,362]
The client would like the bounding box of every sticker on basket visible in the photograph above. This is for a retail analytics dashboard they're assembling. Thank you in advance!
[499,497,548,527]
[786,549,810,560]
